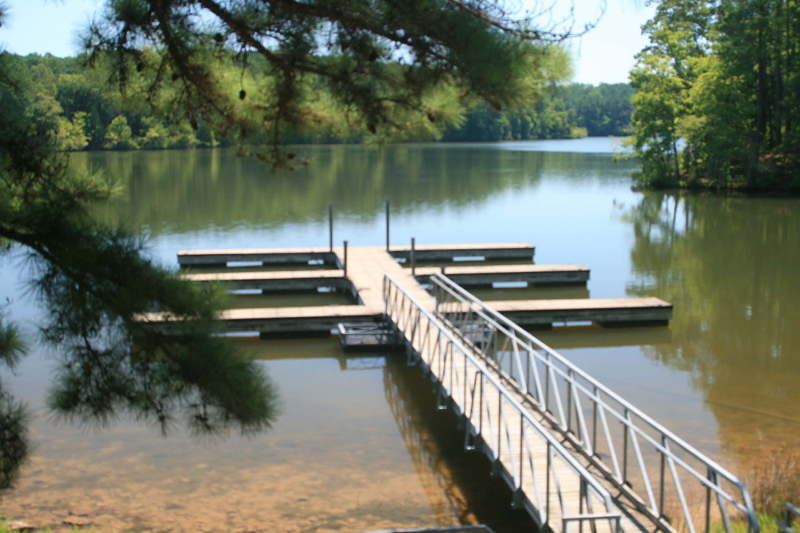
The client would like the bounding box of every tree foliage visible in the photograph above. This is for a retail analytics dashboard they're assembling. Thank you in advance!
[12,52,636,147]
[630,0,800,190]
[0,0,598,489]
[562,83,633,136]
[83,0,592,163]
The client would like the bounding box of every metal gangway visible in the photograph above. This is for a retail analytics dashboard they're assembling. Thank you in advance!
[422,272,759,533]
[384,274,625,533]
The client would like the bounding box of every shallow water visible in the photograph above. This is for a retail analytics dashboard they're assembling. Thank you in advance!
[1,138,798,530]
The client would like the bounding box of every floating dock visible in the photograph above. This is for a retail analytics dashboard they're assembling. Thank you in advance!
[414,264,589,287]
[164,243,669,335]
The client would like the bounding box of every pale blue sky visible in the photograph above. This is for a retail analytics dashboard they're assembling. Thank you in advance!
[0,0,653,84]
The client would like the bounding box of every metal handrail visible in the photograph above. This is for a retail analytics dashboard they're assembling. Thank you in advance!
[429,272,760,533]
[383,274,622,532]
[779,503,800,533]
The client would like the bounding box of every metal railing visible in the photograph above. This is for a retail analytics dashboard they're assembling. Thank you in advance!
[778,503,799,533]
[429,272,760,533]
[383,274,623,533]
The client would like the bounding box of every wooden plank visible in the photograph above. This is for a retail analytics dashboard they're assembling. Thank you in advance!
[182,269,344,281]
[389,243,535,261]
[415,264,586,275]
[179,246,332,256]
[485,297,672,326]
[220,305,380,320]
[346,246,436,311]
[177,247,336,266]
[221,305,383,334]
[415,264,589,286]
[182,269,347,291]
[140,304,383,334]
[490,297,671,312]
[392,242,534,252]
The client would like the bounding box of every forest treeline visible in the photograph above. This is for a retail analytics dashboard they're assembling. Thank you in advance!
[630,0,800,191]
[12,52,633,151]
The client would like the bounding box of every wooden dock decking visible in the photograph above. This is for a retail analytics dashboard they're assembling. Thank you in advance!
[177,246,336,267]
[482,297,672,326]
[182,269,348,292]
[389,242,535,262]
[160,243,671,334]
[414,264,590,286]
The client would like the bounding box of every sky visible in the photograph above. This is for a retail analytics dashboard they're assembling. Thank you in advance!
[0,0,654,85]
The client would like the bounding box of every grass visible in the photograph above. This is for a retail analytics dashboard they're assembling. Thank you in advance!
[746,448,800,519]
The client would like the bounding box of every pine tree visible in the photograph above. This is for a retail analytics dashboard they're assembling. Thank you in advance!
[0,0,581,488]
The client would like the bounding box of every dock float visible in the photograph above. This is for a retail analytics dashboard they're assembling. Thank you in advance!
[182,269,349,292]
[414,264,589,287]
[178,246,336,267]
[161,244,671,334]
[178,243,535,268]
[484,297,672,327]
[218,305,382,336]
[390,242,534,262]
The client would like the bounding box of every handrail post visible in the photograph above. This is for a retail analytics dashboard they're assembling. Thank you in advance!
[411,237,416,277]
[385,199,390,251]
[328,203,333,252]
[343,240,348,278]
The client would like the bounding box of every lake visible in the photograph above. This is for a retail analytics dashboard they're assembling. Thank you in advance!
[1,138,798,532]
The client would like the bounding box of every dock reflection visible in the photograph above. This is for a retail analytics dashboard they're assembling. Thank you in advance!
[381,355,539,533]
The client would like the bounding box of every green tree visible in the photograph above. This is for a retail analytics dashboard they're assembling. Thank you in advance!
[104,114,139,149]
[139,116,169,149]
[631,0,800,190]
[84,0,579,164]
[0,0,583,489]
[563,83,633,136]
[0,50,277,490]
[57,111,90,151]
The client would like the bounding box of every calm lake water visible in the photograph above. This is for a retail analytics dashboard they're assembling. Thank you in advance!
[1,138,798,531]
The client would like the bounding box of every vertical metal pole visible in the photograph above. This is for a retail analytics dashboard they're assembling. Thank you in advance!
[385,199,390,251]
[411,237,416,277]
[704,467,712,533]
[546,442,552,522]
[659,433,667,517]
[579,477,586,533]
[343,240,348,278]
[622,408,630,483]
[328,204,333,252]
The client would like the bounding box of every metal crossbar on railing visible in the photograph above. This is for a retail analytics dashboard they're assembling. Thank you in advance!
[383,274,623,533]
[428,272,760,533]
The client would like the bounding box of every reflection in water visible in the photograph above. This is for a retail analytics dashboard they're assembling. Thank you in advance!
[81,145,634,236]
[624,192,800,470]
[382,357,538,533]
